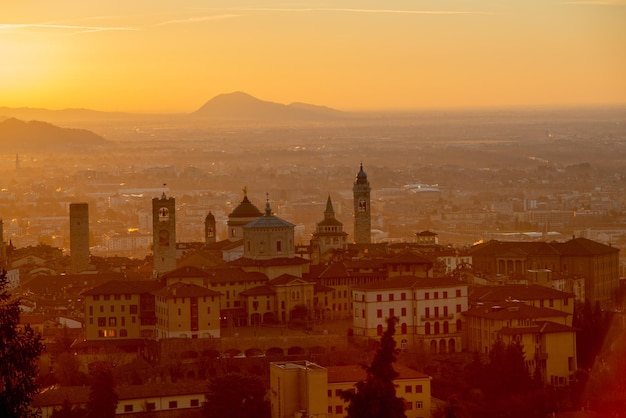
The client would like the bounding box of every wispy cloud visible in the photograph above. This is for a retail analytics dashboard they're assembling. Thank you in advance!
[0,23,139,34]
[199,7,492,15]
[155,14,241,26]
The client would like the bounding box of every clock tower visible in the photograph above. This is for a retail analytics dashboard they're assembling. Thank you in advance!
[353,163,371,244]
[152,192,176,277]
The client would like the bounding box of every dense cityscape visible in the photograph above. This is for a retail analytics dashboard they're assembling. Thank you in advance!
[1,102,626,417]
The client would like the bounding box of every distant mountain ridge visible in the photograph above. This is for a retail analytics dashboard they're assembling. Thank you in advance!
[0,118,107,151]
[192,91,344,121]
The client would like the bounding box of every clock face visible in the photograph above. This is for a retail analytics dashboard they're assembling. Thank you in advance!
[158,207,169,221]
[358,198,367,212]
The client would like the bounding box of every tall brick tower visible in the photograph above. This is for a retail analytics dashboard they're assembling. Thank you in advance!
[152,192,176,277]
[353,163,371,244]
[69,203,90,273]
[205,211,216,245]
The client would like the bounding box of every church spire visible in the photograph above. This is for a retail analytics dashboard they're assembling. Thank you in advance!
[324,195,335,219]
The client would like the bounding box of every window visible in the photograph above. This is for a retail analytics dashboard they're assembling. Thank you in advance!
[190,399,200,407]
[121,317,125,326]
[443,291,448,299]
[335,406,343,414]
[110,305,115,313]
[328,406,332,414]
[405,385,412,393]
[377,294,382,302]
[169,401,178,409]
[434,292,439,299]
[130,305,138,314]
[425,292,430,300]
[435,307,439,317]
[99,306,104,313]
[416,384,423,393]
[401,307,407,317]
[389,294,394,301]
[416,401,423,409]
[456,289,461,297]
[121,305,125,312]
[276,241,282,252]
[120,329,128,337]
[208,307,211,314]
[104,295,110,301]
[362,309,365,318]
[328,390,332,397]
[108,317,116,326]
[98,317,106,327]
[89,306,93,315]
[405,401,413,410]
[93,295,100,301]
[377,309,382,318]
[425,307,430,318]
[389,308,395,317]
[444,306,449,316]
[124,405,133,412]
[401,292,406,300]
[456,304,462,313]
[114,294,121,300]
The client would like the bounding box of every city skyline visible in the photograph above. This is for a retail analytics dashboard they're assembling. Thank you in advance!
[2,0,625,113]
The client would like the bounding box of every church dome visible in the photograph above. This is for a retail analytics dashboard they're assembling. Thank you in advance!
[229,194,263,219]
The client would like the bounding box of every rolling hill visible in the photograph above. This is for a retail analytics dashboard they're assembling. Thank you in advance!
[0,118,107,151]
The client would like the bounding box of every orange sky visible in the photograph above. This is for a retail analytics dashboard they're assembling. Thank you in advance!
[1,1,625,113]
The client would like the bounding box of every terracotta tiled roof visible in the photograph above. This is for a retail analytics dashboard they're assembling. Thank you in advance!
[352,276,462,291]
[470,284,574,302]
[208,267,268,284]
[268,274,313,286]
[152,282,221,298]
[463,302,568,320]
[33,381,210,407]
[240,285,275,296]
[327,364,429,383]
[555,237,619,256]
[81,280,162,296]
[383,252,433,265]
[228,256,308,267]
[160,265,209,280]
[499,320,577,335]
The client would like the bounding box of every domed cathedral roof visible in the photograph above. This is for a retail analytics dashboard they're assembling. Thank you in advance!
[229,187,263,219]
[227,187,264,242]
[354,162,369,185]
[243,195,297,261]
[244,197,295,229]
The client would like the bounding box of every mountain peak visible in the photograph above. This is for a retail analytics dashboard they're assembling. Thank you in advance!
[192,92,342,121]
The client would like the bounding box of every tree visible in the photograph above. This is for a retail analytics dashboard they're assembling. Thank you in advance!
[0,270,45,418]
[86,363,118,418]
[341,316,406,418]
[203,373,270,418]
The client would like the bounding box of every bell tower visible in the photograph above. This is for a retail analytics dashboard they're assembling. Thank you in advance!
[152,191,176,277]
[205,211,216,245]
[353,163,371,244]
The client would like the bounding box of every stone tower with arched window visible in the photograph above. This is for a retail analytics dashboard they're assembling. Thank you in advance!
[353,163,371,244]
[152,192,176,277]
